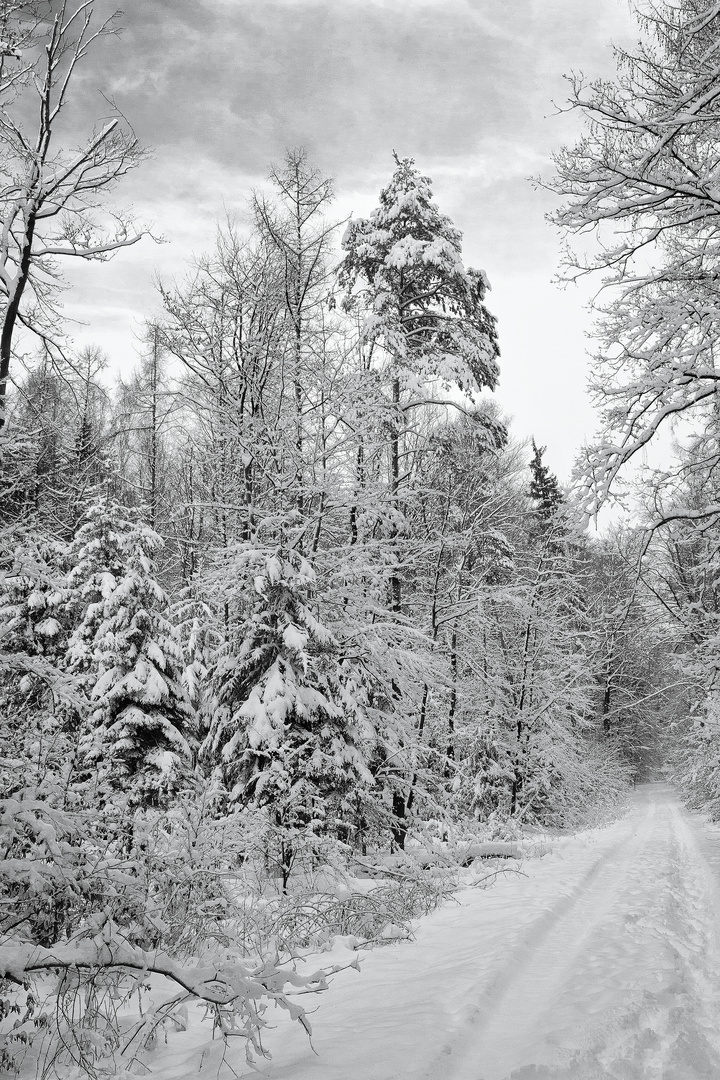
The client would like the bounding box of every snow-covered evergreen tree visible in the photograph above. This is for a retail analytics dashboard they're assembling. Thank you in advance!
[65,494,195,805]
[339,153,499,397]
[171,588,219,720]
[203,543,374,838]
[0,524,82,808]
[0,526,66,663]
[338,154,501,618]
[529,441,564,523]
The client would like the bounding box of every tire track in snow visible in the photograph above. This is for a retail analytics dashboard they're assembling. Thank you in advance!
[420,791,659,1079]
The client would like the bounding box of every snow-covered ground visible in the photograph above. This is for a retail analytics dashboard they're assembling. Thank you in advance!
[148,783,720,1080]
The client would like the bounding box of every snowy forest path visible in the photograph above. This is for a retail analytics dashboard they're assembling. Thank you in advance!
[164,785,720,1080]
[441,783,720,1079]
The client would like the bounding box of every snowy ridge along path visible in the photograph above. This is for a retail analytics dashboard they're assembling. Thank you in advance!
[158,784,720,1080]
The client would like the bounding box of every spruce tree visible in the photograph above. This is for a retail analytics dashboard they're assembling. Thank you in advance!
[529,440,563,523]
[65,495,194,806]
[0,527,72,784]
[203,543,373,879]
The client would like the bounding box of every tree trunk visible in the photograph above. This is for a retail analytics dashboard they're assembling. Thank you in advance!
[390,374,401,614]
[0,212,36,429]
[602,668,612,735]
[390,790,407,851]
[447,624,458,767]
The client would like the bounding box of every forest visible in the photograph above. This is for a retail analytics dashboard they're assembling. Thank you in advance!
[2,1,720,1077]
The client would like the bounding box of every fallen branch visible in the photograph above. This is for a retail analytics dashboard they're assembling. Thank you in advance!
[469,867,529,888]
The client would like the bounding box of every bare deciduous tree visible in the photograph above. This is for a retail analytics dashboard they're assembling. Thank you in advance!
[547,1,720,520]
[0,1,147,428]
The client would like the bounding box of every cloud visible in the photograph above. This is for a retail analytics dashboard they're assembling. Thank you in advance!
[77,1,635,184]
[41,0,638,479]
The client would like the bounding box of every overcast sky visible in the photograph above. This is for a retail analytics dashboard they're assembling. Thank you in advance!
[58,0,638,481]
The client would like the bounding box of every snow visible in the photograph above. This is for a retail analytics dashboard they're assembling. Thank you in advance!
[282,623,308,652]
[141,783,720,1080]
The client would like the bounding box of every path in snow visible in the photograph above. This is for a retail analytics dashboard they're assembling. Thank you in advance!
[157,784,720,1080]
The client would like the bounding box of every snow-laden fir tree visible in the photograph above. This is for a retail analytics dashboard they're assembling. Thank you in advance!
[0,527,66,663]
[65,494,194,806]
[529,441,563,523]
[203,543,374,860]
[0,525,78,796]
[170,588,219,719]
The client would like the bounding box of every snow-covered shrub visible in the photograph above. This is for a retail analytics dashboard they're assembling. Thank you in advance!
[1,921,329,1077]
[0,779,135,1075]
[0,776,341,1077]
[672,709,720,817]
[233,873,452,954]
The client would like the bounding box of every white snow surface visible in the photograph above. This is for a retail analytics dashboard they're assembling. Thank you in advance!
[147,783,720,1079]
